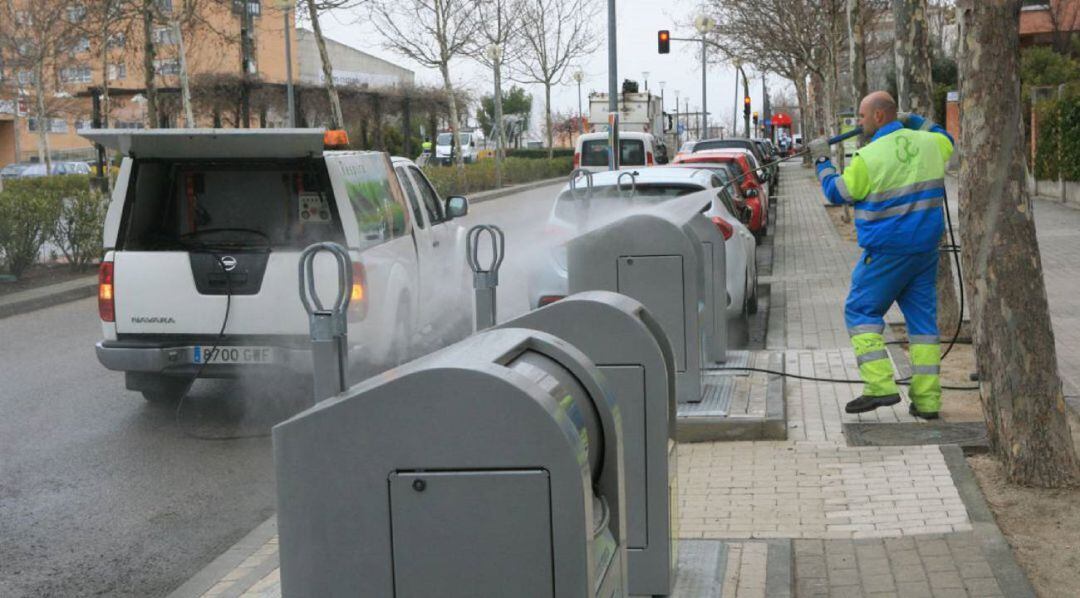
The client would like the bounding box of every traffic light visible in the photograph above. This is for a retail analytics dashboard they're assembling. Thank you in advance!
[743,96,751,118]
[658,30,670,54]
[752,111,759,127]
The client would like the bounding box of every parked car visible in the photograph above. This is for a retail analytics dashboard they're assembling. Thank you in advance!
[86,129,474,403]
[572,131,662,172]
[670,153,766,243]
[673,149,770,242]
[435,131,479,165]
[692,138,778,190]
[1,160,91,178]
[528,166,757,330]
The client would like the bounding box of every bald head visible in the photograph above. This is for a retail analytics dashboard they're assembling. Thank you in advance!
[858,91,898,137]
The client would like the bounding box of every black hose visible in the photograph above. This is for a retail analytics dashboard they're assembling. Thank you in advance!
[711,366,980,391]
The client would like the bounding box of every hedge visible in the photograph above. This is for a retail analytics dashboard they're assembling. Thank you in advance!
[506,148,575,160]
[1035,94,1080,181]
[423,156,573,197]
[0,175,107,278]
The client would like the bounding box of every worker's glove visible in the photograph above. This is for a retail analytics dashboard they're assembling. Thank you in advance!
[898,112,928,130]
[808,137,831,162]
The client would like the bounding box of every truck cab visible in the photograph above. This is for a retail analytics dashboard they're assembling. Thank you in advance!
[87,129,473,403]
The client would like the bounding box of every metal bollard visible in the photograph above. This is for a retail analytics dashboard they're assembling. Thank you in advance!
[298,242,352,402]
[466,224,505,331]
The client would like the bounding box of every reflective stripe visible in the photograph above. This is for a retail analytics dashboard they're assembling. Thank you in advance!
[849,324,884,336]
[817,166,837,181]
[835,176,854,202]
[912,364,940,376]
[908,335,939,344]
[920,119,935,131]
[857,349,890,365]
[854,197,943,222]
[863,179,945,204]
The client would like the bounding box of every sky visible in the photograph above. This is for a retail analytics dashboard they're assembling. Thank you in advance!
[318,0,788,138]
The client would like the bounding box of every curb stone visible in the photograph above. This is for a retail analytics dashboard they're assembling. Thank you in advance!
[0,276,97,320]
[939,444,1037,598]
[166,516,278,598]
[467,176,567,204]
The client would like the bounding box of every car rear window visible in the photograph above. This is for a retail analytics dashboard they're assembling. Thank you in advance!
[553,183,703,221]
[581,139,647,167]
[119,159,346,251]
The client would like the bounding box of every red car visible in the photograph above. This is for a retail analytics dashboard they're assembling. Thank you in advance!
[672,150,769,241]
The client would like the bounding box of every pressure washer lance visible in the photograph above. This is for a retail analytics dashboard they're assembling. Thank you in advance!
[298,242,353,402]
[466,224,505,331]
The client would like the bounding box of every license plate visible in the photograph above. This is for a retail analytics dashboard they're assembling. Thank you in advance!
[193,346,274,365]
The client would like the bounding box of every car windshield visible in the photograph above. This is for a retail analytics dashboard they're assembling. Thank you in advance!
[693,139,755,153]
[580,139,647,167]
[436,133,471,145]
[120,159,347,251]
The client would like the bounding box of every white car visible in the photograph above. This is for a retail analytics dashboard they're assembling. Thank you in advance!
[528,166,757,334]
[86,129,474,403]
[573,131,663,172]
[435,131,479,165]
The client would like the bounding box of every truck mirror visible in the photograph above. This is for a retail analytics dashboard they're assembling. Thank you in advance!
[446,195,469,218]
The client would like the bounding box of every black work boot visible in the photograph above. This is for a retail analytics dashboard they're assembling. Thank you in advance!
[909,403,940,420]
[845,394,901,414]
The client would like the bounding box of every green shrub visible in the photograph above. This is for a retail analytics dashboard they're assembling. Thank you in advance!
[1036,94,1080,181]
[51,175,109,271]
[506,148,574,160]
[423,156,573,197]
[0,177,64,278]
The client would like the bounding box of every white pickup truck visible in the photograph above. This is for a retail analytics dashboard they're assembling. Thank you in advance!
[85,129,474,402]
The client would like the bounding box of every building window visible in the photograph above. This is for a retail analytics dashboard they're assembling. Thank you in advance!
[17,70,36,85]
[157,0,173,13]
[154,58,181,76]
[232,0,261,16]
[107,63,127,81]
[153,26,179,45]
[60,65,92,83]
[73,36,90,53]
[76,119,92,131]
[67,5,87,23]
[115,121,144,130]
[28,118,69,133]
[107,33,126,49]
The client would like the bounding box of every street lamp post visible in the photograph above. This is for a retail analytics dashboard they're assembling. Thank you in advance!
[659,80,666,142]
[674,89,680,148]
[694,15,716,140]
[573,70,585,135]
[274,0,296,127]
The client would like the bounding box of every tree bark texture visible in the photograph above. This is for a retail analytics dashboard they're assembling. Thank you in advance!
[545,82,553,159]
[493,59,504,188]
[957,0,1079,487]
[847,0,868,108]
[142,1,158,127]
[33,62,50,170]
[307,2,344,131]
[173,19,194,127]
[894,0,961,337]
[440,63,462,167]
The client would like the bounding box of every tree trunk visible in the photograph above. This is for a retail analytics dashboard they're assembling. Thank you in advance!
[493,59,504,188]
[142,2,158,127]
[957,0,1080,487]
[33,64,50,171]
[793,71,811,165]
[847,0,868,111]
[894,0,962,338]
[439,64,462,167]
[173,19,194,127]
[545,82,553,159]
[307,1,344,130]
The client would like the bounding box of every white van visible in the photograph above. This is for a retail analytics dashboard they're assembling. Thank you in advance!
[85,129,474,402]
[572,131,664,173]
[435,131,479,165]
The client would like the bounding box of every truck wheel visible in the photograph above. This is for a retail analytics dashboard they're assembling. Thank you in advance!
[127,372,190,404]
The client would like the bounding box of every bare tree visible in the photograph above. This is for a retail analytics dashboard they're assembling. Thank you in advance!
[80,0,136,133]
[371,0,478,165]
[298,1,369,131]
[512,0,599,158]
[957,0,1079,487]
[469,0,524,187]
[0,0,81,169]
[848,0,869,112]
[143,0,214,127]
[894,0,963,341]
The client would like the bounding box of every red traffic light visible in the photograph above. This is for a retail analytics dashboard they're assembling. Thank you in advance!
[658,30,671,54]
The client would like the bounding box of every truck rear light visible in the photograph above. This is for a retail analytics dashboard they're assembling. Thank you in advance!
[573,153,580,168]
[538,295,565,307]
[646,152,654,166]
[711,216,734,240]
[350,261,368,319]
[98,261,115,322]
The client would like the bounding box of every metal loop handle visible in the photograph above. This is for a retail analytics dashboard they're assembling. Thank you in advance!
[568,168,595,201]
[466,224,505,279]
[298,242,353,316]
[617,171,638,199]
